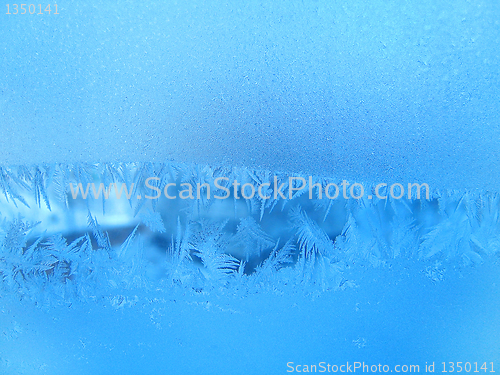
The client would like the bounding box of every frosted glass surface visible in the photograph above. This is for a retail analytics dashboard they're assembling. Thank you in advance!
[1,2,500,374]
[1,0,499,191]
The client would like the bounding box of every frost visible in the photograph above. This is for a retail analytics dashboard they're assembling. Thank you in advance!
[139,209,166,233]
[0,162,499,304]
[290,206,335,259]
[229,217,275,261]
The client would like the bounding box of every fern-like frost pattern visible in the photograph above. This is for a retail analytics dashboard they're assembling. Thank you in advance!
[0,162,499,305]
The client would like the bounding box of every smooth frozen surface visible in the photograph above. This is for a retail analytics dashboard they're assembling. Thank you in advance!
[1,0,499,191]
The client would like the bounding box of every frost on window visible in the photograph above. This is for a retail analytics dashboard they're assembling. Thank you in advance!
[0,162,499,306]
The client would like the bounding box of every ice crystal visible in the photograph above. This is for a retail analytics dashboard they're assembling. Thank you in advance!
[0,162,498,304]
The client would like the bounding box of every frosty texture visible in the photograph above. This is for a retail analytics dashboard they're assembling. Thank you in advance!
[1,0,499,191]
[1,162,499,304]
